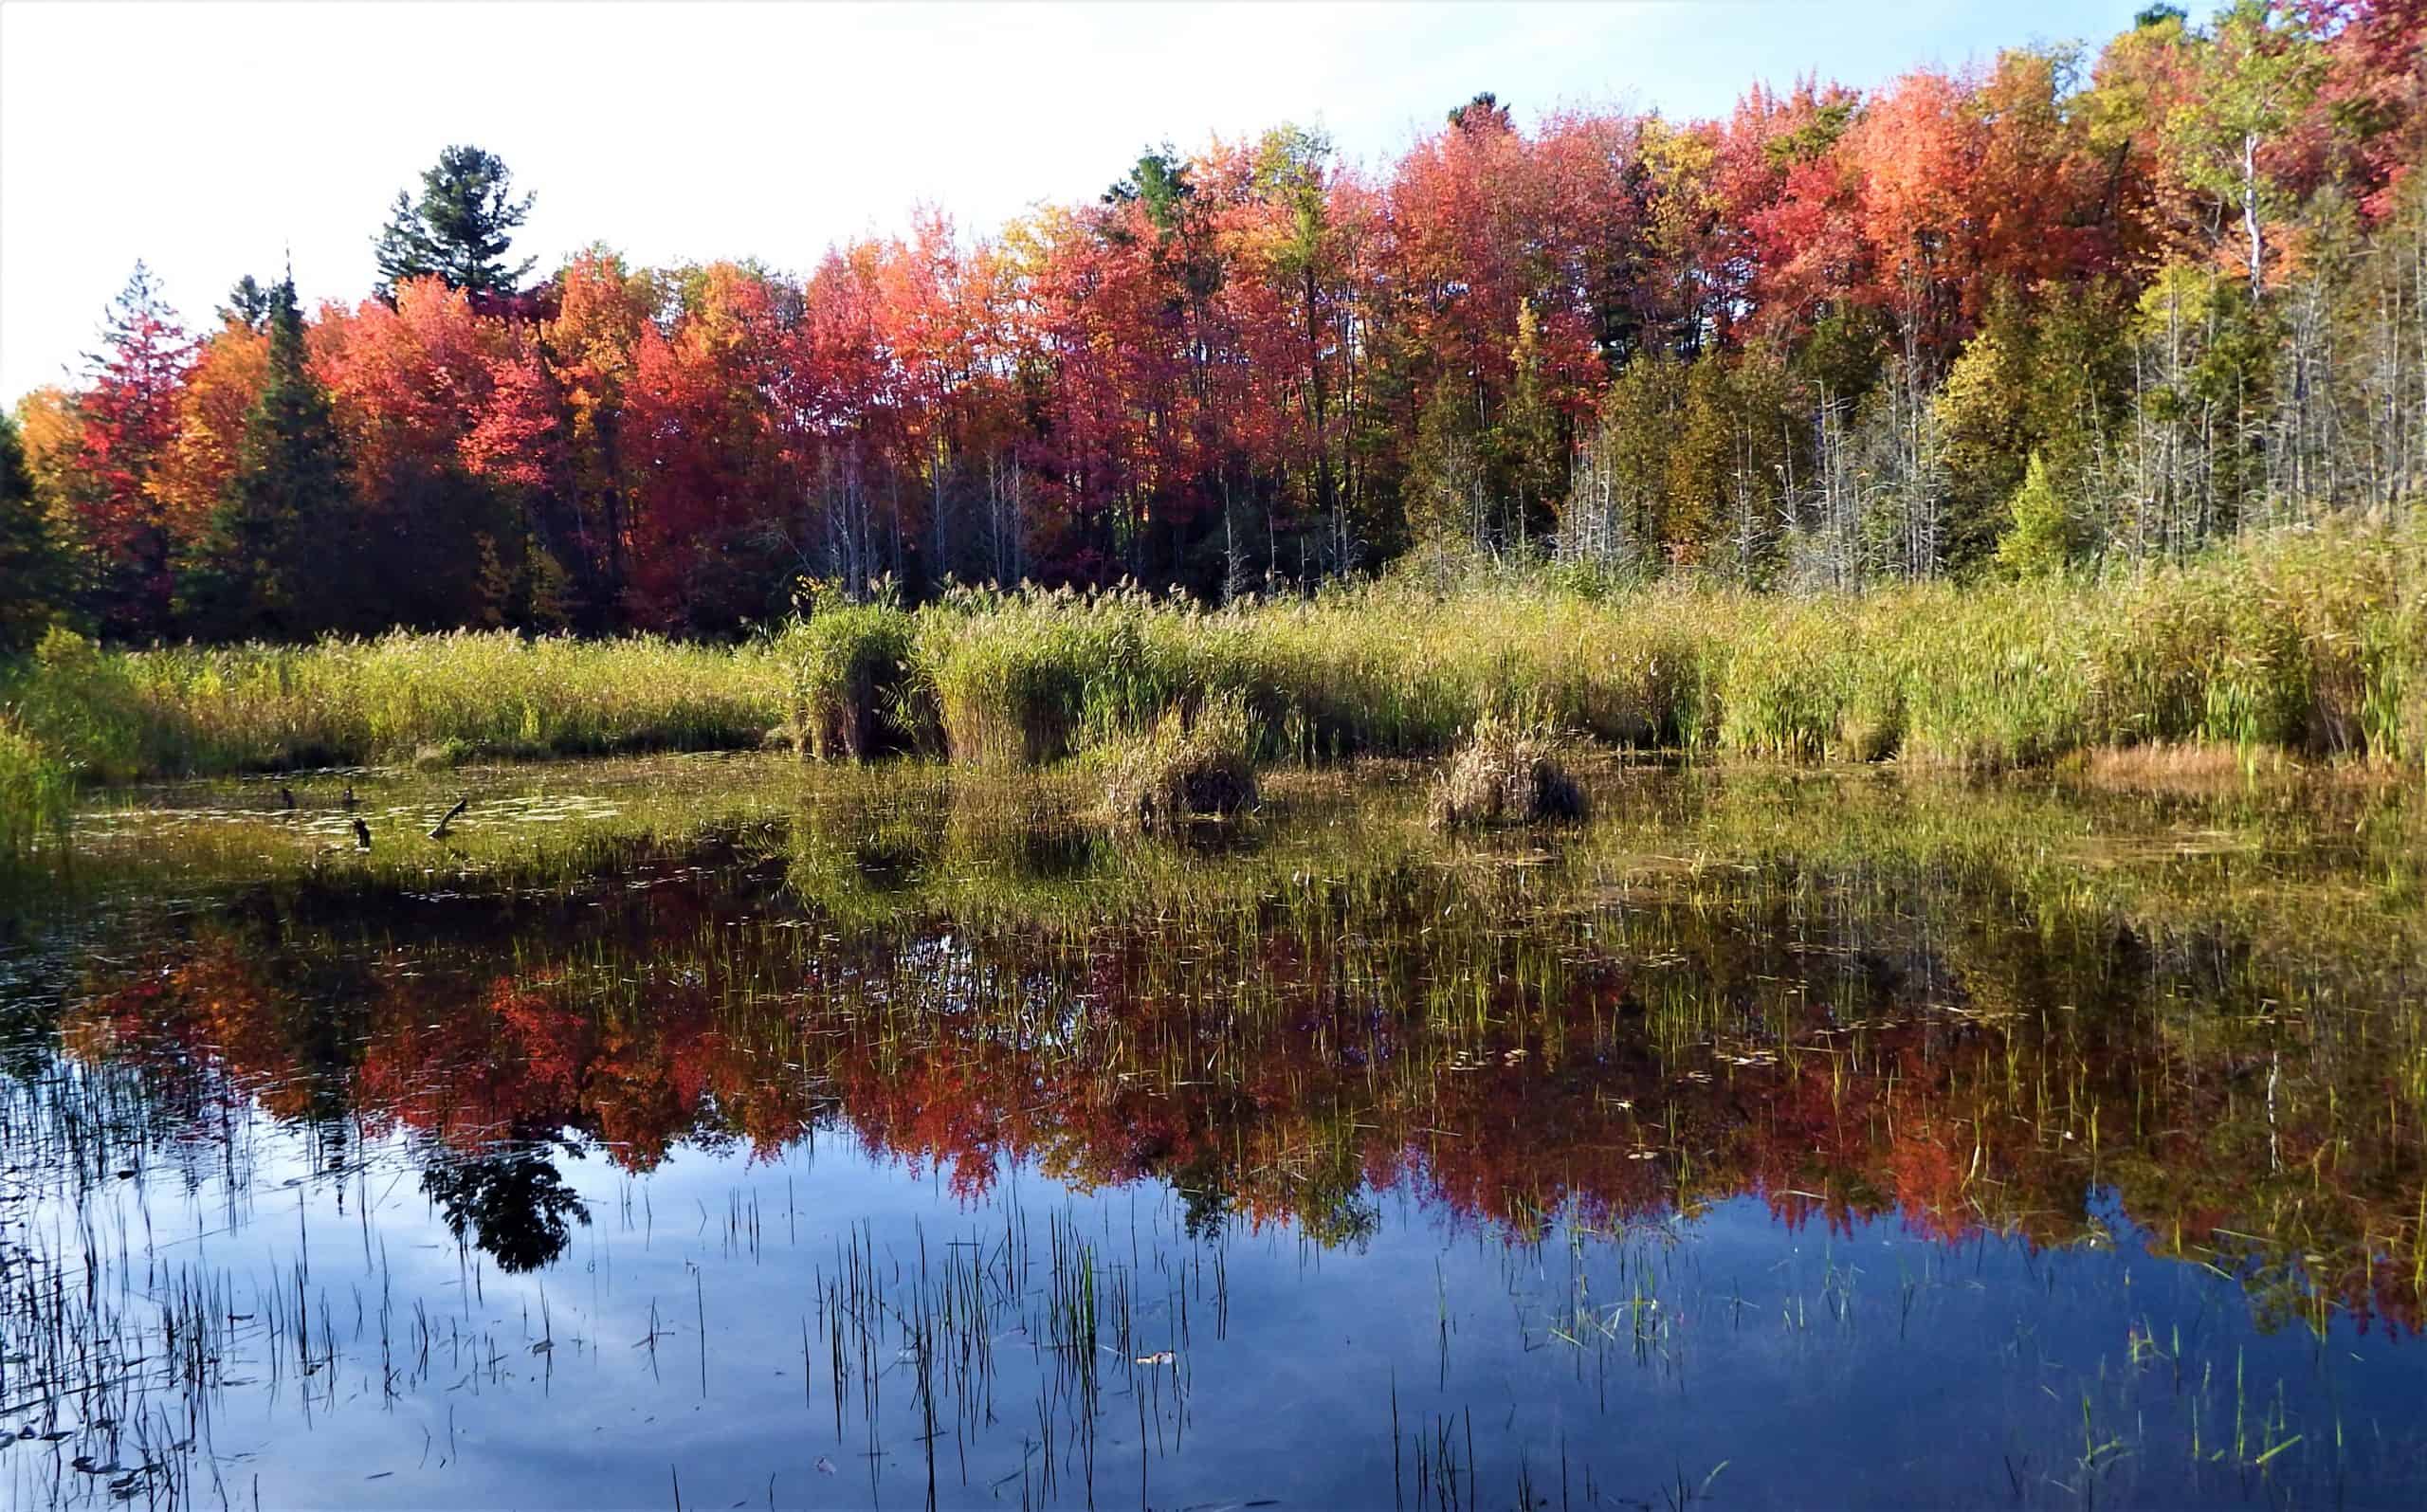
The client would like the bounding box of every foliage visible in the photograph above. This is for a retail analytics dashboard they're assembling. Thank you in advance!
[374,144,537,300]
[1995,452,2077,577]
[0,412,72,651]
[177,278,351,639]
[12,6,2427,637]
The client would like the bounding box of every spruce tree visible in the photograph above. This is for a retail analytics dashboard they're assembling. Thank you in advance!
[0,412,72,651]
[181,278,351,640]
[373,145,536,300]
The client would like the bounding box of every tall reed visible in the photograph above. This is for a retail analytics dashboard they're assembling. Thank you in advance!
[4,517,2420,804]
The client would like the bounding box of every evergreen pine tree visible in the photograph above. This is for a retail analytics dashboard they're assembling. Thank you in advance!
[374,145,536,300]
[1994,452,2076,578]
[181,278,352,640]
[0,412,73,651]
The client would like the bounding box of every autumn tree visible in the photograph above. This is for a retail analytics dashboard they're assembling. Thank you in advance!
[53,264,192,642]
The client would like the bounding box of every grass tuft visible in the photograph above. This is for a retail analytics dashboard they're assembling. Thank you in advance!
[1097,693,1259,832]
[1429,712,1591,829]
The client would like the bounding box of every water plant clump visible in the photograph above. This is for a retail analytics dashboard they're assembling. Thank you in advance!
[1096,693,1259,832]
[777,598,925,759]
[1429,711,1590,829]
[0,714,70,861]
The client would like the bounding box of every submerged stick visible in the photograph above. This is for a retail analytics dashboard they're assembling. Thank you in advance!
[428,796,469,840]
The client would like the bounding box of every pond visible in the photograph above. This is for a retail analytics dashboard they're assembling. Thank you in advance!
[0,754,2421,1507]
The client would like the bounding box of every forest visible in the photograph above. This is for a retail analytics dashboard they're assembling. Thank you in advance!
[2,0,2424,649]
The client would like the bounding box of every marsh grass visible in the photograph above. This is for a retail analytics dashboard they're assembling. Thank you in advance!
[1095,692,1259,832]
[0,716,69,862]
[0,627,786,787]
[0,517,2418,868]
[776,603,922,759]
[1429,712,1590,829]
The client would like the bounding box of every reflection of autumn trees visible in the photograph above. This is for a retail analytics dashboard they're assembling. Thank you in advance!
[57,846,2425,1333]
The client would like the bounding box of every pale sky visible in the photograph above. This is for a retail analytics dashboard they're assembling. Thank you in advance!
[2,0,2146,406]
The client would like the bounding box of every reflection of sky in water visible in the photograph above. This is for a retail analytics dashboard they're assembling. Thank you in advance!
[10,758,2427,1505]
[18,1102,2424,1509]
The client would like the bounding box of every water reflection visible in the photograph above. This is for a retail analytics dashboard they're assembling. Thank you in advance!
[4,761,2423,1505]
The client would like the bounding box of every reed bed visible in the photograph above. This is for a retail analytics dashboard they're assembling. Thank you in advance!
[0,518,2418,855]
[886,516,2425,774]
[0,627,787,784]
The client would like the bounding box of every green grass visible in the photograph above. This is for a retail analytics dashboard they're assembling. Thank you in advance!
[0,715,70,863]
[774,602,922,759]
[1,518,2418,853]
[0,626,787,783]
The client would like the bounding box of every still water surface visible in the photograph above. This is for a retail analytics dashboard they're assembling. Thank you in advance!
[1,756,2421,1507]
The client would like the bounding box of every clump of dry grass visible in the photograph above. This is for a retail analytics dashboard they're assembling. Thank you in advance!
[1098,693,1258,832]
[2071,742,2293,791]
[1428,712,1590,829]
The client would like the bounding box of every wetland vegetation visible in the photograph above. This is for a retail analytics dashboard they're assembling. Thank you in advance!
[2,516,2419,847]
[6,3,2427,1504]
[0,750,2420,1506]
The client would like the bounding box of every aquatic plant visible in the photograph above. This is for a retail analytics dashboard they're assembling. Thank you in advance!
[0,627,786,779]
[1095,692,1259,832]
[0,714,69,860]
[1429,711,1589,828]
[776,601,923,759]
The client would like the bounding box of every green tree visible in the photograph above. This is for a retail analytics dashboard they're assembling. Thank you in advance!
[1994,452,2077,577]
[1405,375,1487,551]
[1936,282,2132,571]
[374,145,537,300]
[1493,301,1563,547]
[180,278,353,640]
[0,412,72,651]
[2165,1,2325,298]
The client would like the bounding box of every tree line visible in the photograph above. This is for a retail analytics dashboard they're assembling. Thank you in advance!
[4,1,2424,647]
